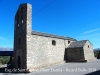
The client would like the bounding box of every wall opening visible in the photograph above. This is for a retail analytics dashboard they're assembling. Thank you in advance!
[68,41,70,44]
[17,56,21,68]
[18,24,19,27]
[88,45,89,48]
[52,40,56,45]
[22,20,23,24]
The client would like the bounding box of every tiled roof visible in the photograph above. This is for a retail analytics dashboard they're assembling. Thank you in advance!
[67,40,88,48]
[31,31,77,41]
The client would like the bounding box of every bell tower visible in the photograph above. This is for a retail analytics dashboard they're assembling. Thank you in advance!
[13,3,32,69]
[14,3,32,35]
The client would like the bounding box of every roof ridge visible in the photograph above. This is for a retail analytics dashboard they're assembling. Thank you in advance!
[31,30,77,41]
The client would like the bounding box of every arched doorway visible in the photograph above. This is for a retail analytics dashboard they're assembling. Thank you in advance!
[17,56,21,68]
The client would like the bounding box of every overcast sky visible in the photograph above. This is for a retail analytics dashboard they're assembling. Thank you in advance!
[0,0,100,49]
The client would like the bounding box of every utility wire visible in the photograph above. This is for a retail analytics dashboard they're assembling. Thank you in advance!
[33,0,55,16]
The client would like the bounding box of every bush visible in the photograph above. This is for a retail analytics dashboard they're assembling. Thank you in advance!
[0,56,10,64]
[0,61,2,65]
[94,51,99,57]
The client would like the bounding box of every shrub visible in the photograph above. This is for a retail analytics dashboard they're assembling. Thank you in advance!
[0,56,10,64]
[94,51,99,57]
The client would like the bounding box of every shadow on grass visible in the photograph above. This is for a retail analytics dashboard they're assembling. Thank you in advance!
[85,70,100,75]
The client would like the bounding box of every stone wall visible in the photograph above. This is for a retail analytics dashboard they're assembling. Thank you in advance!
[65,47,85,62]
[83,41,95,61]
[27,34,67,70]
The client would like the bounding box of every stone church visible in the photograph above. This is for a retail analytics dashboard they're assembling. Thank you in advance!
[13,3,95,72]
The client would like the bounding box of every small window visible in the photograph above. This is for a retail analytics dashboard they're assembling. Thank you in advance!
[18,24,19,27]
[68,41,70,44]
[21,16,24,24]
[18,37,21,44]
[88,45,89,48]
[22,20,23,24]
[52,40,56,45]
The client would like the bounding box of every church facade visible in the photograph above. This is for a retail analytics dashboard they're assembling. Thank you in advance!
[13,3,95,72]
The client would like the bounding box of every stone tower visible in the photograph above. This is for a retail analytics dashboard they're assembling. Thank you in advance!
[13,3,32,69]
